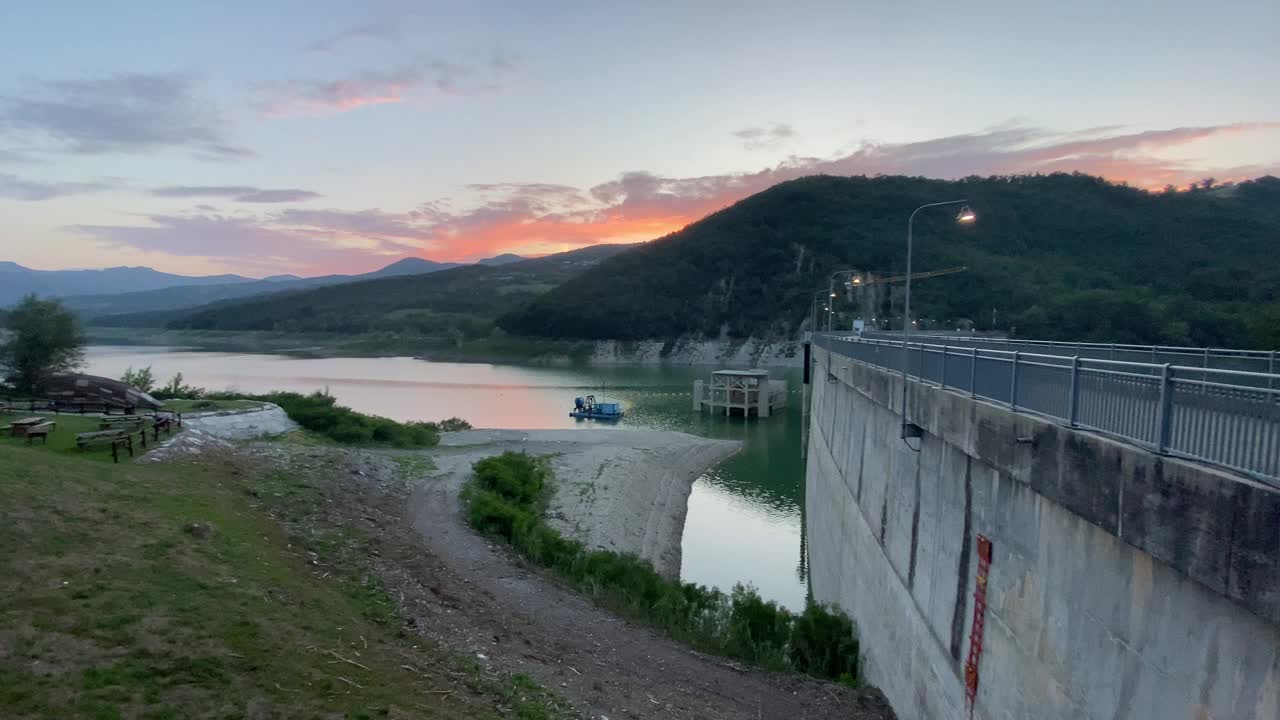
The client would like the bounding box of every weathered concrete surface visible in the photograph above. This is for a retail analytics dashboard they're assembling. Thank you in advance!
[807,345,1280,720]
[181,404,298,440]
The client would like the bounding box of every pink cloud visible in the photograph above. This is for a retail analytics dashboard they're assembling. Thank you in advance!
[66,122,1279,275]
[256,55,518,117]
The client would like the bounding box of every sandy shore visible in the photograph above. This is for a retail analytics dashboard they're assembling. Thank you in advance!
[435,429,741,578]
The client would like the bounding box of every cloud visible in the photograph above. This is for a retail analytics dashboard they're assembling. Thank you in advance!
[734,122,796,150]
[256,55,518,117]
[0,148,37,165]
[60,121,1280,275]
[0,173,114,201]
[275,208,430,246]
[151,185,322,203]
[67,212,411,275]
[306,22,401,53]
[0,73,251,159]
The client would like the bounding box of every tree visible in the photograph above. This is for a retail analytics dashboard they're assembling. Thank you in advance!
[152,372,206,400]
[0,294,86,395]
[1250,304,1280,349]
[119,365,156,393]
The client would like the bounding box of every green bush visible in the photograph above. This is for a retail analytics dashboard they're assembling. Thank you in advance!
[251,391,440,447]
[462,451,861,682]
[790,600,860,680]
[151,372,206,400]
[176,385,473,446]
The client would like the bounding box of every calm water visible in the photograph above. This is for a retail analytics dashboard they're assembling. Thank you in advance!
[85,346,810,609]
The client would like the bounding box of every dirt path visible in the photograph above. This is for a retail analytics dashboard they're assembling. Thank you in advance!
[392,435,894,720]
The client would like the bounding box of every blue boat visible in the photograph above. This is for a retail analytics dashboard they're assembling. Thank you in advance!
[570,395,624,421]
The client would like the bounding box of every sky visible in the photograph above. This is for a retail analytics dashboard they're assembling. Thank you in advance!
[1,0,1278,278]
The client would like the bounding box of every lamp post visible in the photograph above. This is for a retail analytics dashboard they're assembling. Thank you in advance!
[809,290,824,334]
[826,269,863,332]
[901,200,975,443]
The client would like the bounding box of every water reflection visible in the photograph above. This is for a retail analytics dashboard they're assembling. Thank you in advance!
[85,346,809,609]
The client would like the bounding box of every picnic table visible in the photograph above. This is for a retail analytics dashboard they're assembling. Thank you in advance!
[24,421,55,444]
[6,417,45,437]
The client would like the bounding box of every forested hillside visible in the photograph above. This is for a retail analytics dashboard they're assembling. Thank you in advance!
[120,244,632,340]
[498,174,1280,347]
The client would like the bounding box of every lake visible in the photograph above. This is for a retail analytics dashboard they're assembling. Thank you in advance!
[85,346,810,610]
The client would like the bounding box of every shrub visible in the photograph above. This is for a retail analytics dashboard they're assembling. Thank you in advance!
[141,372,474,445]
[789,600,859,680]
[151,372,206,400]
[461,451,861,683]
[727,585,793,669]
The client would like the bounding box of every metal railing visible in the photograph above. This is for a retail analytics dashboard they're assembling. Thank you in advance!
[861,331,1279,380]
[814,334,1280,486]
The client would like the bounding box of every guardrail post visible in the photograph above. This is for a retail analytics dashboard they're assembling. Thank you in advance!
[1010,352,1020,411]
[969,348,978,398]
[1068,356,1081,427]
[1157,363,1173,453]
[1270,350,1276,392]
[941,345,948,389]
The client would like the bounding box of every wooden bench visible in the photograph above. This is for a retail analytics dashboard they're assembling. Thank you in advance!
[99,417,144,432]
[24,421,55,444]
[76,430,136,463]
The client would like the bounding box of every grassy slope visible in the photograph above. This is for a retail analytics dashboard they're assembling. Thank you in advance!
[1,414,137,458]
[0,439,565,718]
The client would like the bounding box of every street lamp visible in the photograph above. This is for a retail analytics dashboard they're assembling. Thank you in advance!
[809,289,834,334]
[826,269,862,331]
[901,200,975,444]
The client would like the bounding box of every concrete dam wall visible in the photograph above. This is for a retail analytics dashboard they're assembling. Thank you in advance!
[805,344,1279,720]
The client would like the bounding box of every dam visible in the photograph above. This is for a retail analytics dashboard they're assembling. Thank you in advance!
[804,334,1279,719]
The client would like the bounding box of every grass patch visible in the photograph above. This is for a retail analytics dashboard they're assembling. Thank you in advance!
[0,413,168,463]
[392,454,437,482]
[159,398,265,414]
[463,452,861,682]
[0,442,569,718]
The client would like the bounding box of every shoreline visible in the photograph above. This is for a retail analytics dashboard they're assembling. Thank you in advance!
[436,429,742,578]
[84,331,805,367]
[150,409,743,579]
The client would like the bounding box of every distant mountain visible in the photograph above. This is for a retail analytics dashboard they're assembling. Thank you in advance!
[498,174,1280,348]
[11,253,546,315]
[60,256,472,318]
[0,263,254,306]
[94,244,637,336]
[365,257,463,278]
[477,253,527,266]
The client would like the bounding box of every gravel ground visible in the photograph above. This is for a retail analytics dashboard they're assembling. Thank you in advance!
[438,429,740,577]
[154,431,894,719]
